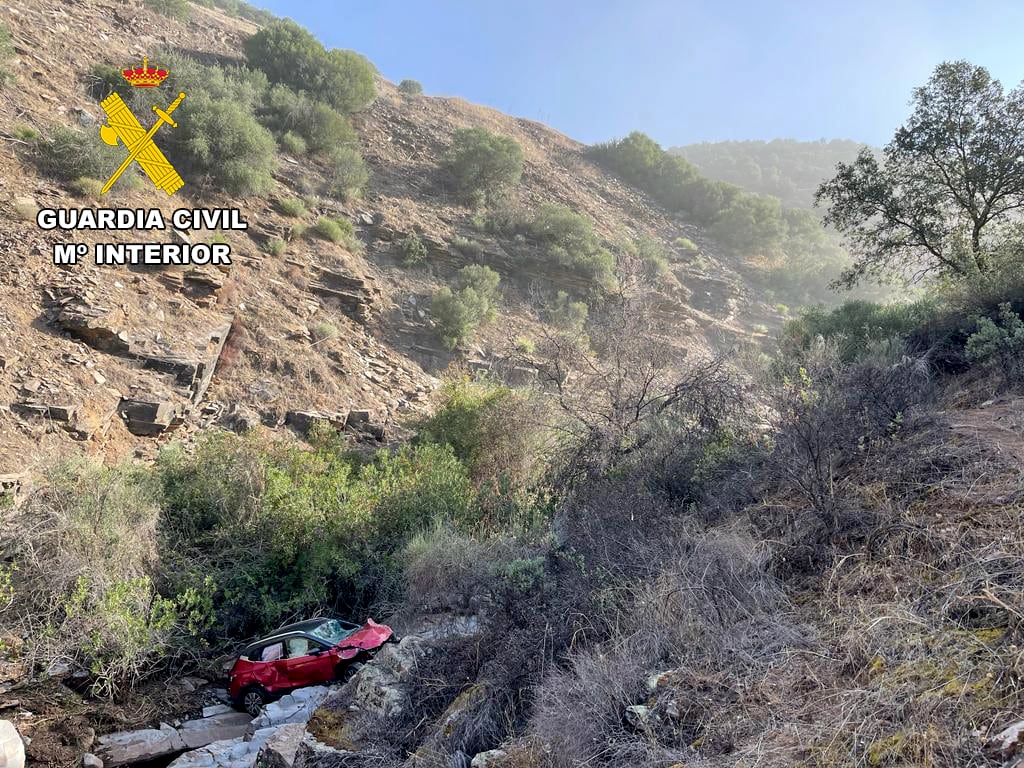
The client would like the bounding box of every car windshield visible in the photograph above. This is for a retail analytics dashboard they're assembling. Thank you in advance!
[309,619,357,645]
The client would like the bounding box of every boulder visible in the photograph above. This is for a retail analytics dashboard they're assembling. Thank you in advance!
[254,724,305,768]
[470,751,507,768]
[82,754,103,768]
[179,712,252,749]
[95,724,185,766]
[249,687,330,732]
[0,720,24,768]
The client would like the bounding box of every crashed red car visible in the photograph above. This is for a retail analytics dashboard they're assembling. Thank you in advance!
[229,617,393,715]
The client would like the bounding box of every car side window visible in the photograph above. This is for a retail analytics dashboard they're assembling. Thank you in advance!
[260,642,284,662]
[286,636,311,658]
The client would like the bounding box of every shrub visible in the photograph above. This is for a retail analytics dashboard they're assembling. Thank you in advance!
[548,290,588,332]
[674,236,699,254]
[524,203,614,283]
[279,130,307,155]
[5,461,192,697]
[451,236,483,258]
[69,177,105,199]
[416,377,541,488]
[627,234,670,279]
[324,145,369,200]
[144,0,190,19]
[311,321,338,342]
[965,302,1024,384]
[31,126,124,183]
[431,266,501,350]
[122,53,277,196]
[243,20,376,114]
[780,298,939,363]
[177,97,277,195]
[263,237,286,256]
[516,336,535,354]
[0,24,12,87]
[444,126,523,205]
[278,196,307,218]
[85,64,129,101]
[312,216,353,244]
[398,79,423,96]
[399,233,428,266]
[258,84,357,154]
[13,198,38,221]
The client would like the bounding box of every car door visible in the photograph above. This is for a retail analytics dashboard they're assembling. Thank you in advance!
[280,634,335,687]
[251,639,288,692]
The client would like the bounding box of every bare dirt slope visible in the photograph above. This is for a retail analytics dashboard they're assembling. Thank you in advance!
[0,0,773,481]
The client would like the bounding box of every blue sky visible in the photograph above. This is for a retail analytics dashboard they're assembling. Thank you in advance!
[254,1,1024,148]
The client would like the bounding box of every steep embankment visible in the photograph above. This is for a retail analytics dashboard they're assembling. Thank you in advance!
[0,0,775,482]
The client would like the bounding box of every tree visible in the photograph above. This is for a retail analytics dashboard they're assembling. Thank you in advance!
[817,61,1024,287]
[444,126,523,204]
[244,20,376,114]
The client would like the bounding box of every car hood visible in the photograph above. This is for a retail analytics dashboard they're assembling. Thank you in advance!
[338,618,392,650]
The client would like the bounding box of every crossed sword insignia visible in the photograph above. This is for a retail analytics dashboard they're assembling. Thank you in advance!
[99,91,187,195]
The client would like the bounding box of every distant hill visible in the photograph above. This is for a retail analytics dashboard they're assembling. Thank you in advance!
[670,139,868,209]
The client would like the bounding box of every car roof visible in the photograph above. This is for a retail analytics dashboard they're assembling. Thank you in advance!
[246,617,360,647]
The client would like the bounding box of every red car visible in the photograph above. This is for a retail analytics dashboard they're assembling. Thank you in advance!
[229,617,393,715]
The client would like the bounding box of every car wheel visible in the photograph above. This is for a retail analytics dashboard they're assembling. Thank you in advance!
[241,686,268,717]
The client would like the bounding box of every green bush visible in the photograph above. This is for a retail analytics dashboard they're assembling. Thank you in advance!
[417,377,540,488]
[399,233,428,266]
[780,298,938,362]
[399,79,423,96]
[278,196,307,218]
[324,145,369,200]
[549,290,588,332]
[444,126,523,205]
[524,203,614,284]
[158,433,476,637]
[263,237,286,256]
[243,20,376,114]
[627,235,670,279]
[85,63,130,101]
[312,216,352,244]
[452,236,484,258]
[311,321,338,342]
[674,236,699,254]
[122,52,277,196]
[965,302,1024,384]
[258,84,357,154]
[279,130,307,155]
[179,98,277,195]
[431,265,502,350]
[144,0,190,19]
[7,461,197,697]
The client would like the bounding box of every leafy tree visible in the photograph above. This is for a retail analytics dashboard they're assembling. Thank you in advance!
[818,61,1024,287]
[445,126,524,205]
[399,79,423,96]
[244,20,376,114]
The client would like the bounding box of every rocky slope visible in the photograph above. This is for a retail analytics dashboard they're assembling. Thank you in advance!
[0,0,775,484]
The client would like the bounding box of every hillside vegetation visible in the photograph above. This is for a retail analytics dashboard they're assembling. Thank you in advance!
[672,138,867,208]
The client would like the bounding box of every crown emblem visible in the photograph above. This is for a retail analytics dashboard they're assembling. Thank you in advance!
[121,56,169,88]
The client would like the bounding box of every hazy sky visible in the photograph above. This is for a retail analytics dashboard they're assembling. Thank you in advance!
[254,1,1024,148]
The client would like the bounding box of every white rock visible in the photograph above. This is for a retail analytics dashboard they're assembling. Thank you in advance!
[470,749,507,767]
[83,754,103,768]
[0,721,25,768]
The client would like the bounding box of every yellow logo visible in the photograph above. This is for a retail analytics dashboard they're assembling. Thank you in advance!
[98,57,186,195]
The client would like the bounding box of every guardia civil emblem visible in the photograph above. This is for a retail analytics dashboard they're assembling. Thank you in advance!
[98,57,186,195]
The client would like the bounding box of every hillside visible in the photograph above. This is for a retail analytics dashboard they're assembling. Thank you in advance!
[0,0,774,480]
[670,138,867,209]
